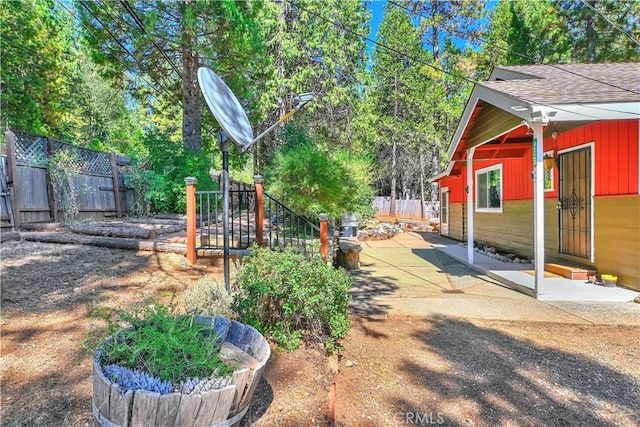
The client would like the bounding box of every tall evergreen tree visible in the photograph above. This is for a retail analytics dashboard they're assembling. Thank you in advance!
[77,0,266,152]
[367,5,431,215]
[254,0,370,171]
[481,0,639,70]
[1,0,70,134]
[399,0,483,205]
[60,51,143,154]
[403,0,486,62]
[557,0,640,63]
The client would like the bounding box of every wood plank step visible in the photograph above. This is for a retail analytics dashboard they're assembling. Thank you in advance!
[544,263,596,280]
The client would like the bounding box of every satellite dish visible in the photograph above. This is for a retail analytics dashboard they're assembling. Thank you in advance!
[197,67,254,149]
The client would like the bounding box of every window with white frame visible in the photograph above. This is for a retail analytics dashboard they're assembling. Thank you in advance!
[476,164,502,212]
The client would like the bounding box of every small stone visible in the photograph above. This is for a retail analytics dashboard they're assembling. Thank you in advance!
[345,360,357,367]
[514,258,521,263]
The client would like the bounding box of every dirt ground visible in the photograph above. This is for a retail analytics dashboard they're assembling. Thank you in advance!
[1,240,639,427]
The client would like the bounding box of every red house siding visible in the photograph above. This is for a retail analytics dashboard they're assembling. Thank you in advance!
[549,120,639,197]
[442,119,639,203]
[438,119,640,289]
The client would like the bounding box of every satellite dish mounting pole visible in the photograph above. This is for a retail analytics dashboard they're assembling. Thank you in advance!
[219,131,231,293]
[197,67,314,294]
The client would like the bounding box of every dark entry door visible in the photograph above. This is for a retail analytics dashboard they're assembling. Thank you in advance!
[558,147,591,259]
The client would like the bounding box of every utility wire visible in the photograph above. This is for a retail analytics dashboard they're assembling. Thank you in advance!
[119,0,183,78]
[284,0,476,86]
[581,0,640,47]
[388,0,640,97]
[70,0,180,103]
[289,0,638,121]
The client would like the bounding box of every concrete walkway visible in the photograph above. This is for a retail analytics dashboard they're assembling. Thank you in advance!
[350,232,640,326]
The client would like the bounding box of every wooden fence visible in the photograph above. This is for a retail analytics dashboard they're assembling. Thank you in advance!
[373,196,439,219]
[3,129,133,226]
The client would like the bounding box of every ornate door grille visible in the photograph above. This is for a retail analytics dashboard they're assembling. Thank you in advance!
[558,147,591,259]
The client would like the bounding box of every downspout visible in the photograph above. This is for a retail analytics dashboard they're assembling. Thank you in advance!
[466,147,475,264]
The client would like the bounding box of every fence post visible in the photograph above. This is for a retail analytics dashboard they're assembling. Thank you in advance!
[254,175,264,247]
[319,213,329,261]
[185,177,198,265]
[46,137,60,223]
[4,129,19,228]
[110,152,122,218]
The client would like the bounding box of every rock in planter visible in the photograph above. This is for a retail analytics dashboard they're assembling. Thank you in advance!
[92,316,270,427]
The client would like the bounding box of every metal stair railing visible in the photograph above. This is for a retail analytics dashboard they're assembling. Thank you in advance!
[196,188,256,250]
[263,191,324,255]
[195,186,328,257]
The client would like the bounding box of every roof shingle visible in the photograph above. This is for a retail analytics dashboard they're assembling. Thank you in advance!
[480,63,640,104]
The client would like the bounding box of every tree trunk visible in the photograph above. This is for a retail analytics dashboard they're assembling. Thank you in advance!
[182,17,201,152]
[389,72,398,217]
[420,152,426,219]
[585,1,597,63]
[432,0,440,61]
[21,232,187,253]
[69,224,157,239]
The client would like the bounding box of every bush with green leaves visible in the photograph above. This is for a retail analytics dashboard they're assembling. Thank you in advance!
[184,277,235,319]
[232,247,352,352]
[95,303,234,384]
[264,120,376,219]
[125,131,219,214]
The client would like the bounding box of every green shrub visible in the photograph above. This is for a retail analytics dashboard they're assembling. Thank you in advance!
[184,277,235,319]
[96,303,234,383]
[264,120,376,219]
[125,131,219,215]
[232,247,352,352]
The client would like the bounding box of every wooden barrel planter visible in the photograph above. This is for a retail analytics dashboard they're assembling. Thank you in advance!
[92,316,270,427]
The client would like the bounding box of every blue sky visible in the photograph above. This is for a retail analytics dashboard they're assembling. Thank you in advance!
[366,0,497,52]
[367,0,386,41]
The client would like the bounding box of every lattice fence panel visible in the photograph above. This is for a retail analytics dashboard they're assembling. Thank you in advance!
[53,141,112,175]
[15,131,48,166]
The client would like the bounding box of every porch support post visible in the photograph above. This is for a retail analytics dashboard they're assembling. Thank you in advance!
[185,177,198,265]
[466,147,475,263]
[531,119,545,296]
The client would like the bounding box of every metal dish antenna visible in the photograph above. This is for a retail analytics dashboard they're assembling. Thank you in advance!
[197,67,254,149]
[197,67,314,291]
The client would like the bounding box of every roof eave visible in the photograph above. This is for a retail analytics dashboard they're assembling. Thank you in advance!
[446,84,531,160]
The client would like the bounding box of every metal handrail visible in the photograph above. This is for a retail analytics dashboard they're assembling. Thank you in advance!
[195,186,326,256]
[263,191,322,254]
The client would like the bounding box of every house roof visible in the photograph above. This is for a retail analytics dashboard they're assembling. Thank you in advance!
[483,63,640,105]
[430,62,640,183]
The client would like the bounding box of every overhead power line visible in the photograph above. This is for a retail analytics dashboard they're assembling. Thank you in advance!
[67,0,180,103]
[581,0,640,47]
[388,0,640,97]
[119,0,183,78]
[284,0,476,86]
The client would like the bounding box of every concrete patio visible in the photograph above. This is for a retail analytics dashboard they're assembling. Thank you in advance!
[360,231,639,303]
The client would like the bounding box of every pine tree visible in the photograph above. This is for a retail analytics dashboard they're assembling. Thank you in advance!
[254,0,370,171]
[77,0,265,152]
[1,0,69,134]
[481,0,639,69]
